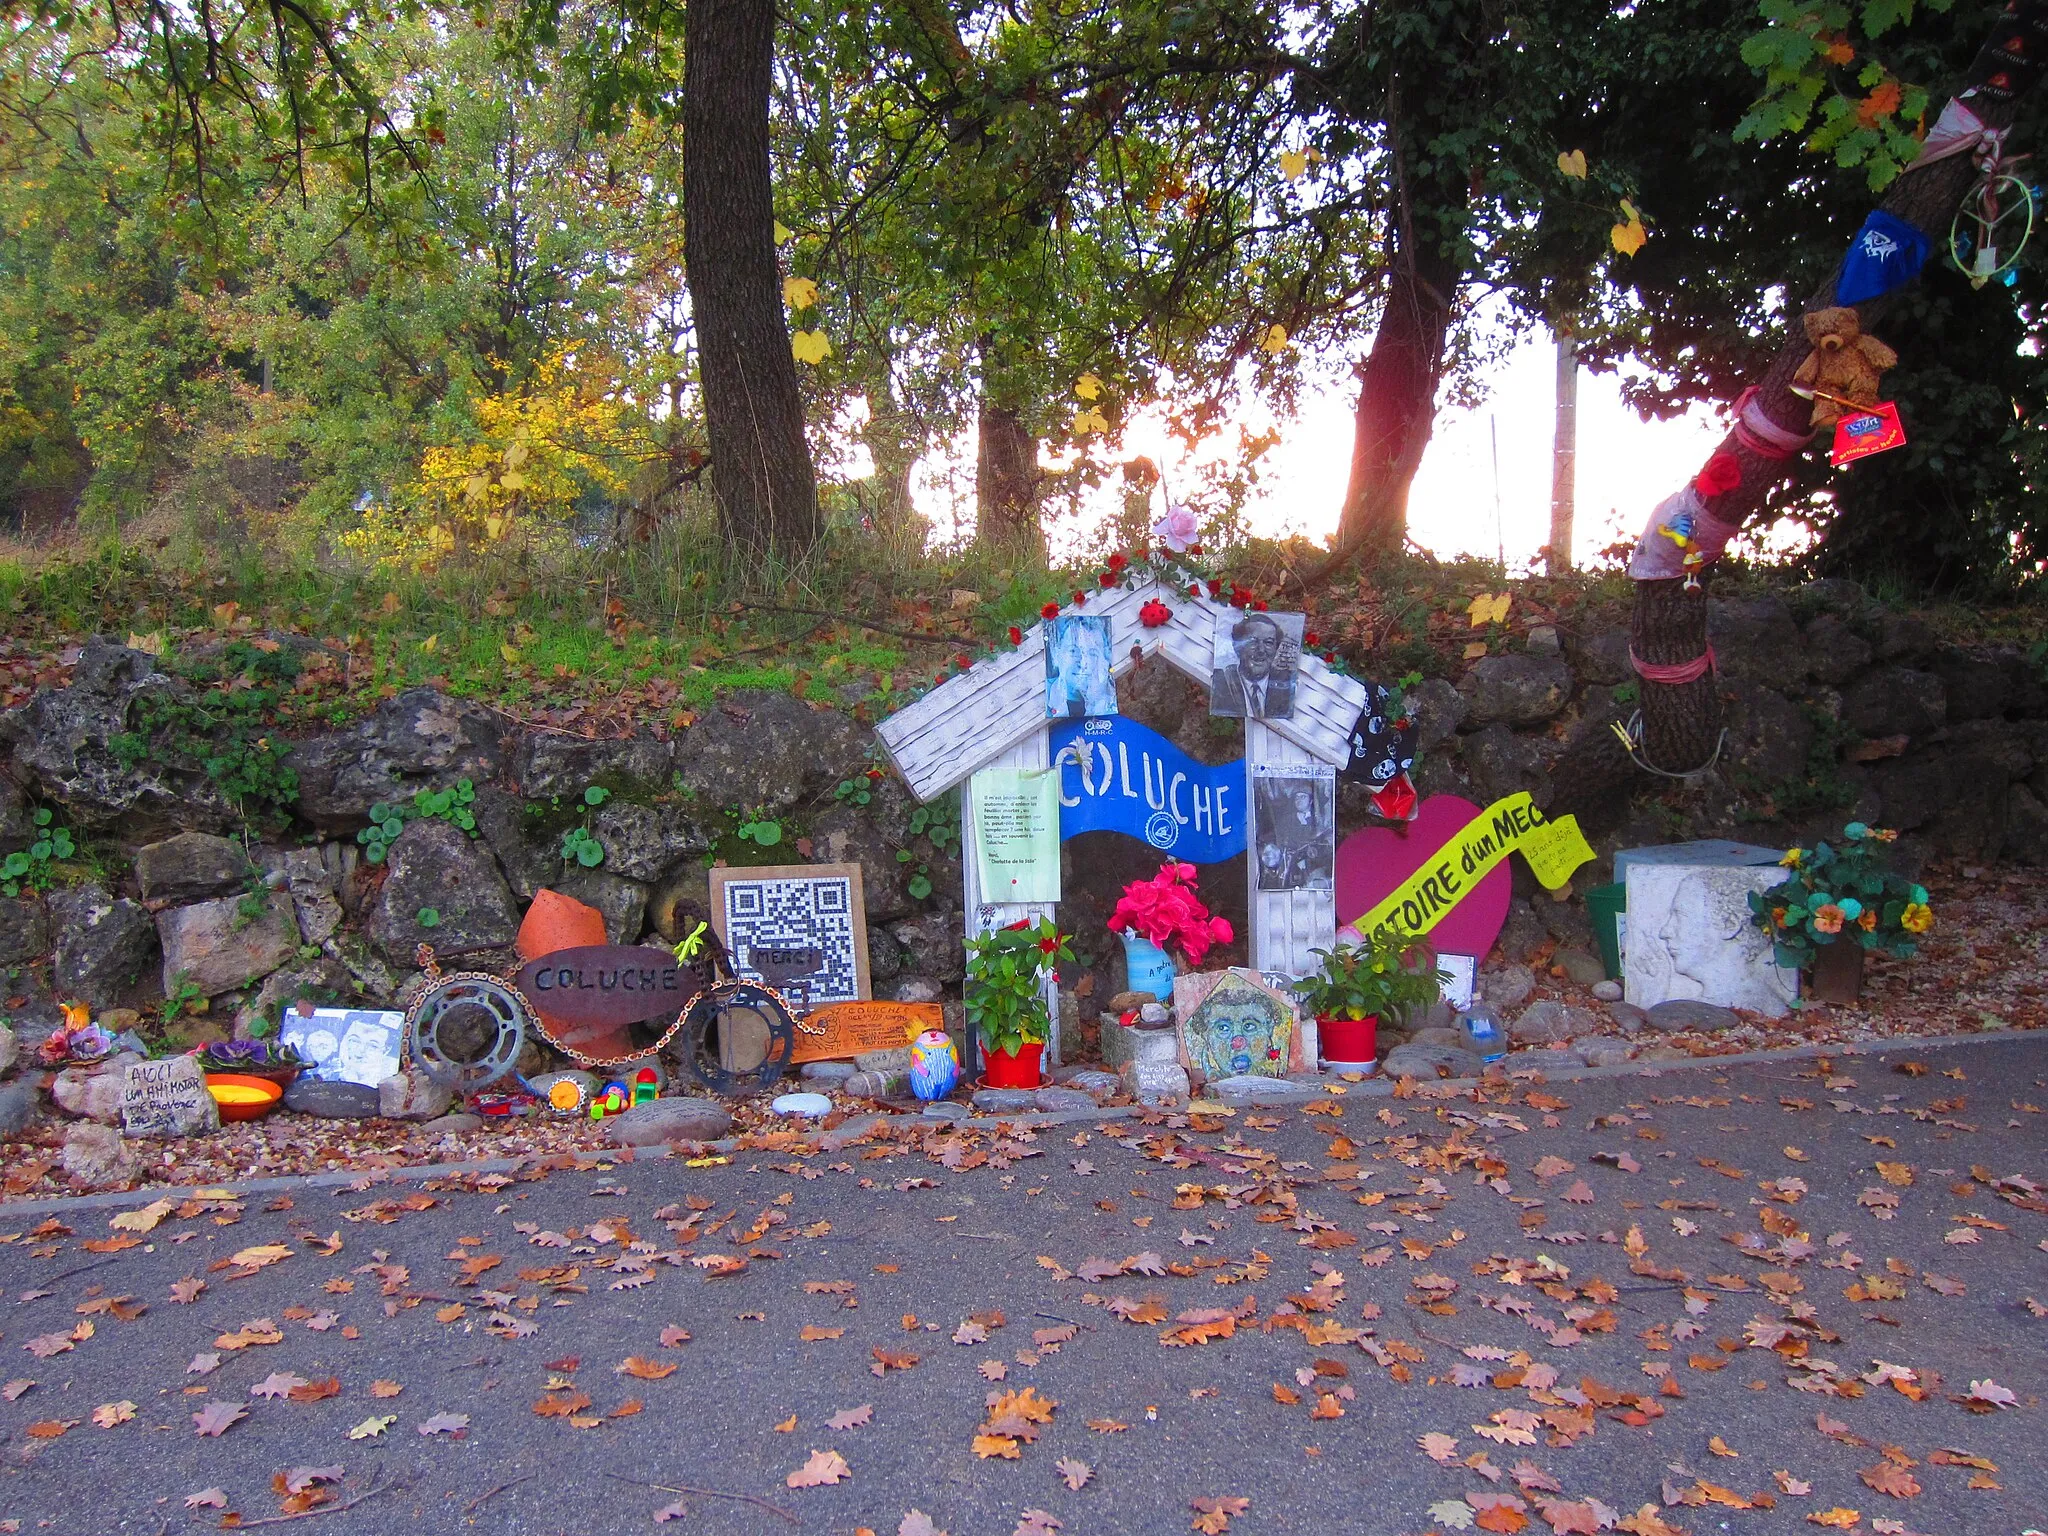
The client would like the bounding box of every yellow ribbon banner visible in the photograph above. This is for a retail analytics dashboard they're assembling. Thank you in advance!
[1355,792,1595,943]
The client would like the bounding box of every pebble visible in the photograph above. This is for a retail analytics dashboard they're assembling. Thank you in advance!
[921,1100,968,1122]
[1032,1085,1099,1113]
[970,1087,1035,1113]
[1511,1000,1593,1044]
[1574,1038,1636,1068]
[0,1077,40,1137]
[1552,948,1607,986]
[281,1076,382,1119]
[770,1092,834,1117]
[419,1112,483,1136]
[602,1096,734,1146]
[1381,1042,1485,1080]
[1645,1000,1742,1032]
[1062,1069,1123,1103]
[801,1061,856,1082]
[1591,980,1624,1002]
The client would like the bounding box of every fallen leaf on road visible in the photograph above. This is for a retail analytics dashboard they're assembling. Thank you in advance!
[786,1449,851,1487]
[1959,1379,2017,1411]
[193,1402,247,1437]
[801,1325,846,1342]
[1190,1495,1249,1533]
[1806,1511,1860,1528]
[24,1420,75,1439]
[187,1352,221,1376]
[90,1401,136,1428]
[22,1335,73,1359]
[828,1405,873,1430]
[111,1200,174,1233]
[347,1415,396,1440]
[619,1356,678,1380]
[899,1512,945,1536]
[184,1489,228,1510]
[658,1327,693,1347]
[417,1412,469,1436]
[1087,1418,1128,1433]
[0,1380,32,1401]
[229,1243,294,1269]
[1056,1456,1092,1490]
[251,1372,310,1400]
[369,1380,403,1398]
[170,1278,205,1305]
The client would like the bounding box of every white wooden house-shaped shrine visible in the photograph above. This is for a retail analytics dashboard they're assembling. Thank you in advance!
[875,579,1368,1062]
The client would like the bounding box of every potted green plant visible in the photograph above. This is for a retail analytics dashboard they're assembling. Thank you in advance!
[1292,929,1447,1071]
[195,1038,307,1087]
[1748,822,1933,1004]
[964,917,1073,1089]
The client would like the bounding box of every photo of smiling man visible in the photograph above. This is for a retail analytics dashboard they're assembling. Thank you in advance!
[1209,609,1303,720]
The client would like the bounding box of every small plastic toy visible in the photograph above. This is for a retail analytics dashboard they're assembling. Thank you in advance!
[631,1066,660,1106]
[907,1029,962,1101]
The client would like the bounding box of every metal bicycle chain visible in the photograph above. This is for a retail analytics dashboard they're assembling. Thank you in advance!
[412,943,822,1076]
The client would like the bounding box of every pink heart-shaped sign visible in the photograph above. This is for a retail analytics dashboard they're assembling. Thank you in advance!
[1334,794,1510,962]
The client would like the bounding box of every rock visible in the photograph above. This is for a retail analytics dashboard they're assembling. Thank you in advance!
[233,956,352,1040]
[1,637,233,834]
[52,1052,143,1121]
[1139,1002,1171,1026]
[0,1021,14,1078]
[118,1055,219,1137]
[61,1121,138,1186]
[865,929,905,984]
[420,1112,483,1136]
[1635,1043,1693,1063]
[845,1068,908,1098]
[288,687,509,830]
[817,1112,888,1151]
[1591,979,1623,1002]
[1511,1000,1593,1044]
[134,832,252,904]
[1552,948,1606,986]
[1525,624,1561,655]
[1064,1069,1123,1103]
[528,1071,599,1109]
[808,780,935,925]
[157,890,301,997]
[1707,596,1803,684]
[922,1100,969,1121]
[1458,654,1574,727]
[1521,1045,1587,1069]
[1605,1002,1648,1035]
[1382,1042,1485,1080]
[1407,1027,1469,1051]
[1462,723,1555,808]
[1644,999,1742,1033]
[367,819,521,959]
[1723,682,1814,784]
[1123,1058,1189,1107]
[0,894,50,967]
[1495,899,1545,965]
[1575,1037,1636,1068]
[1843,667,1946,739]
[589,801,713,884]
[0,774,28,854]
[270,848,344,946]
[1570,628,1633,687]
[50,884,157,1006]
[890,976,943,1004]
[800,1061,856,1082]
[1105,990,1158,1012]
[0,1077,39,1136]
[1875,612,1936,664]
[378,1069,454,1122]
[554,869,650,945]
[1248,1078,1318,1104]
[855,1046,913,1073]
[330,934,400,1004]
[1031,1085,1097,1113]
[770,1091,834,1117]
[971,1087,1035,1113]
[1801,615,1873,687]
[516,733,675,801]
[1929,647,2011,723]
[1408,677,1468,751]
[603,1097,733,1146]
[1481,963,1536,1010]
[890,911,964,982]
[2004,784,2048,865]
[671,690,867,815]
[282,1076,382,1119]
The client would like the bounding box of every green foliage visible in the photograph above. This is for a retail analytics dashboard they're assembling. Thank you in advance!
[417,906,442,927]
[584,785,612,807]
[560,825,606,868]
[1749,823,1933,968]
[2,808,76,896]
[107,642,302,825]
[734,813,783,848]
[964,918,1072,1056]
[161,972,208,1025]
[1292,931,1448,1023]
[357,779,478,864]
[833,774,876,808]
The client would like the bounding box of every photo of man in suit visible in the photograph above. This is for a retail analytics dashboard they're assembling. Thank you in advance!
[1210,610,1303,720]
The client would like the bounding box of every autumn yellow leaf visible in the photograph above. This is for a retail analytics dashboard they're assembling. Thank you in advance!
[1557,148,1588,178]
[1260,323,1290,354]
[111,1199,174,1234]
[786,1448,851,1487]
[501,644,522,664]
[90,1401,136,1428]
[1073,372,1102,401]
[1875,1161,1915,1186]
[773,220,794,244]
[618,1357,679,1380]
[229,1244,293,1270]
[791,329,832,365]
[1072,406,1110,436]
[498,469,528,492]
[1278,150,1308,182]
[973,1432,1022,1459]
[783,275,820,309]
[1806,1510,1860,1528]
[1468,592,1511,626]
[1611,201,1648,257]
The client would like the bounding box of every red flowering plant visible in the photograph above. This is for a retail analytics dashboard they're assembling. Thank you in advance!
[965,917,1073,1055]
[1107,861,1233,966]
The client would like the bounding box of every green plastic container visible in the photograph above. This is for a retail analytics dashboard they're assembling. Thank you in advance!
[1587,882,1626,980]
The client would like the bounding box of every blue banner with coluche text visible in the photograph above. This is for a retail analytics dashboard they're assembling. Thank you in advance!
[1048,715,1247,864]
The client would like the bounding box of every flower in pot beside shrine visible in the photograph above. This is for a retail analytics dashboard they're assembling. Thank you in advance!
[1747,822,1932,972]
[965,918,1073,1087]
[196,1039,306,1083]
[1292,930,1446,1070]
[1107,862,1233,967]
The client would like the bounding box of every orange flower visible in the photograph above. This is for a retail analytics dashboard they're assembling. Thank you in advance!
[1812,904,1846,935]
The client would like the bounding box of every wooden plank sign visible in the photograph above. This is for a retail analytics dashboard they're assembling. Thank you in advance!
[512,945,691,1028]
[792,1000,942,1064]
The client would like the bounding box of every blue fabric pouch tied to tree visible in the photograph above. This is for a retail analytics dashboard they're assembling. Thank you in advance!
[1835,210,1931,306]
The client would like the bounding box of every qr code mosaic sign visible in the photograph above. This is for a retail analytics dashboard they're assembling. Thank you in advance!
[709,863,871,1013]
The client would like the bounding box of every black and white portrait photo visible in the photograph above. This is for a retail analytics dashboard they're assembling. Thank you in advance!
[1252,767,1335,892]
[1044,614,1118,720]
[1209,609,1303,720]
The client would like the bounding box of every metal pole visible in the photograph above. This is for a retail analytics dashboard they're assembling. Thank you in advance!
[1548,332,1578,575]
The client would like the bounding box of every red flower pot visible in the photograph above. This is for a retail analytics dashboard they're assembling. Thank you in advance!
[1318,1014,1378,1071]
[982,1041,1044,1089]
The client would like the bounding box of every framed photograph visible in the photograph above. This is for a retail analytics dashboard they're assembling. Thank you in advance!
[1044,614,1117,720]
[280,1007,405,1087]
[1251,765,1335,892]
[709,863,871,1014]
[1209,609,1304,720]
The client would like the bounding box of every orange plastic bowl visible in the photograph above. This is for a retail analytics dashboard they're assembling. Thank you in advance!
[206,1073,284,1121]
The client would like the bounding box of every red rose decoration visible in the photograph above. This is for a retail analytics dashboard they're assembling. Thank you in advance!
[1007,625,1023,645]
[1040,601,1060,619]
[1189,544,1204,556]
[1695,453,1742,498]
[1139,598,1171,627]
[1107,551,1128,570]
[955,654,972,670]
[1303,631,1320,647]
[1252,599,1268,612]
[1099,570,1115,587]
[1207,579,1224,597]
[1188,584,1202,598]
[1072,591,1087,606]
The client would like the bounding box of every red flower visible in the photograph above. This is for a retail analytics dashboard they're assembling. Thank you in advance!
[1007,625,1023,645]
[1072,591,1087,606]
[1228,586,1249,609]
[1189,544,1203,556]
[1303,631,1320,647]
[955,654,972,670]
[934,672,947,683]
[1252,599,1268,612]
[1099,570,1115,587]
[1695,452,1743,498]
[1207,579,1224,597]
[1323,651,1337,664]
[1038,937,1059,954]
[1040,601,1060,619]
[1139,598,1171,627]
[865,766,883,780]
[1188,584,1203,598]
[1107,551,1128,570]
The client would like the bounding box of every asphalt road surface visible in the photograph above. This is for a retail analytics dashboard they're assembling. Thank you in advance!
[1,1035,2043,1536]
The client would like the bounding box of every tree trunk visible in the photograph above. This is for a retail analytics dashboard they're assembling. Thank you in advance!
[976,397,1043,558]
[1332,241,1458,557]
[683,0,821,561]
[1547,332,1577,576]
[1629,2,2048,771]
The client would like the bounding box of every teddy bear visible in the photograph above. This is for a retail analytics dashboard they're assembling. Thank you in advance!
[1792,305,1898,428]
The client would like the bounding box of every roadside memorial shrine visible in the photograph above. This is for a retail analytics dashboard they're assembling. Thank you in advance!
[794,1000,942,1065]
[875,569,1371,1067]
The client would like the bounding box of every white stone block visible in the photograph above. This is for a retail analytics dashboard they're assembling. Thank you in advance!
[1623,862,1798,1017]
